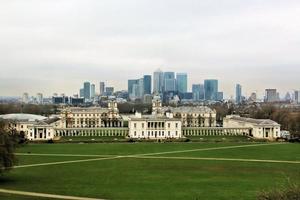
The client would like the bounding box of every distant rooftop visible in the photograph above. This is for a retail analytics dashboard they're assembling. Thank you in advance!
[226,115,280,126]
[0,113,47,121]
[66,107,110,113]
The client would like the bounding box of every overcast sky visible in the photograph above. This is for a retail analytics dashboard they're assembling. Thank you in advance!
[1,0,300,98]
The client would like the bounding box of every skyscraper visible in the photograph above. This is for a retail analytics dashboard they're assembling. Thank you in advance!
[204,79,218,101]
[128,79,139,99]
[105,87,114,96]
[99,82,105,95]
[236,84,242,104]
[265,89,277,102]
[36,93,43,104]
[192,84,204,100]
[91,84,95,98]
[176,73,187,93]
[138,78,144,98]
[143,75,152,95]
[83,82,91,100]
[79,88,84,98]
[153,69,164,94]
[164,72,176,92]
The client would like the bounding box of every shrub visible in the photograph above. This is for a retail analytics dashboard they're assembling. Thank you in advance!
[257,182,300,200]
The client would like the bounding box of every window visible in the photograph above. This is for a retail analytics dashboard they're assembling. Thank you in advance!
[134,131,136,136]
[142,131,144,136]
[168,123,171,128]
[134,123,137,128]
[175,131,178,136]
[175,123,178,128]
[168,131,170,136]
[142,123,144,128]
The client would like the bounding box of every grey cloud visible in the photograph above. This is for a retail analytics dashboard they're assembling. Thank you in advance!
[0,0,300,97]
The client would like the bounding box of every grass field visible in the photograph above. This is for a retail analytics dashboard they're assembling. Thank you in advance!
[0,142,299,200]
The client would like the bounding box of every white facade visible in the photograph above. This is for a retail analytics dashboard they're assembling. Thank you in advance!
[60,101,122,128]
[128,114,182,139]
[26,123,55,141]
[223,115,281,140]
[7,119,59,141]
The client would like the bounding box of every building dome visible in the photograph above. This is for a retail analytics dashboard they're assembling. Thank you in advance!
[0,113,47,121]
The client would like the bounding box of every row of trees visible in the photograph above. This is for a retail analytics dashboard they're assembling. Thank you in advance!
[0,104,59,116]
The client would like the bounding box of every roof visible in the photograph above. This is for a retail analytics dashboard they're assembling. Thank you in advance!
[0,113,47,121]
[43,117,60,125]
[66,107,110,113]
[129,114,180,121]
[162,106,215,114]
[226,115,280,126]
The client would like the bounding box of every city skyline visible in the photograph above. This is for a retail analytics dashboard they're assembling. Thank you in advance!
[4,69,300,100]
[1,1,300,97]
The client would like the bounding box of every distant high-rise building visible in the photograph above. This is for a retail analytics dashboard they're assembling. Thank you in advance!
[128,79,139,99]
[83,82,91,100]
[294,90,299,104]
[236,84,242,104]
[176,73,187,93]
[164,72,176,92]
[36,93,43,104]
[265,89,278,102]
[192,84,204,100]
[138,78,144,98]
[91,84,95,98]
[79,88,84,98]
[105,87,114,96]
[99,82,105,95]
[22,93,29,104]
[143,75,152,95]
[153,69,164,94]
[204,79,218,101]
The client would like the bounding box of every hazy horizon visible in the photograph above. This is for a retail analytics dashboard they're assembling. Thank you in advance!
[1,0,300,98]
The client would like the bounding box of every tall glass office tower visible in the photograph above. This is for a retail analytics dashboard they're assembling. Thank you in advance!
[176,73,187,93]
[192,84,204,100]
[204,79,218,101]
[164,72,176,92]
[83,82,91,100]
[143,75,152,95]
[236,84,242,104]
[153,69,164,94]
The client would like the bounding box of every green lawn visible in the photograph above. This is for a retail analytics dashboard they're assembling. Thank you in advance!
[0,142,299,200]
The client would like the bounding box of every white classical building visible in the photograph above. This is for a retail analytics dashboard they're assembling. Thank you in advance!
[1,114,60,141]
[152,97,217,127]
[223,115,281,140]
[128,112,182,139]
[60,100,123,128]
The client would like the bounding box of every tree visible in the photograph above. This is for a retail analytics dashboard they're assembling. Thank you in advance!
[0,121,18,174]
